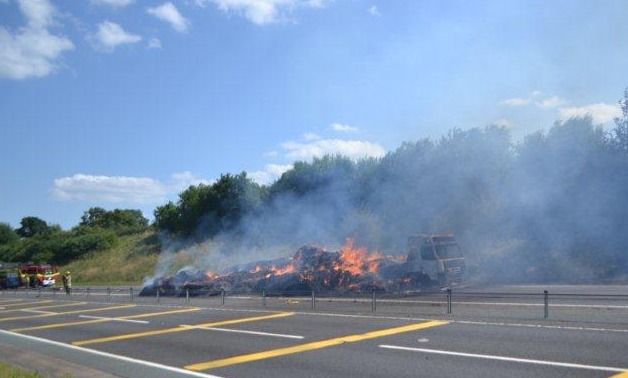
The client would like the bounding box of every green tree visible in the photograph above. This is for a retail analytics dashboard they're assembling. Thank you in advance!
[80,207,148,235]
[80,207,108,228]
[0,223,19,245]
[153,201,182,234]
[153,172,263,237]
[16,217,49,238]
[612,87,628,153]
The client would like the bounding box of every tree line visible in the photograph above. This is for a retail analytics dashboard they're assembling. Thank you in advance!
[0,208,149,265]
[1,90,627,282]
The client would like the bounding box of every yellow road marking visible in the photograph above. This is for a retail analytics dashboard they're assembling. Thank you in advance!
[0,299,24,304]
[11,307,201,332]
[0,304,136,322]
[185,320,449,371]
[20,301,88,310]
[73,312,294,346]
[609,372,628,378]
[0,300,54,312]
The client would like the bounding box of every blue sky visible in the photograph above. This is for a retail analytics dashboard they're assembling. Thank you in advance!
[1,0,627,229]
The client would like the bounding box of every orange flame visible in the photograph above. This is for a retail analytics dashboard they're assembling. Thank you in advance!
[251,264,265,274]
[272,263,297,276]
[264,260,298,279]
[335,238,382,276]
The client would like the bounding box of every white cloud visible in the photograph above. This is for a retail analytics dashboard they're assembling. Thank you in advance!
[303,132,321,141]
[368,5,380,16]
[492,118,514,128]
[91,21,141,53]
[502,92,567,109]
[281,139,386,161]
[147,37,162,49]
[91,0,134,8]
[559,103,621,124]
[501,97,531,107]
[202,0,329,25]
[249,164,293,184]
[536,96,566,109]
[52,174,168,204]
[19,0,55,29]
[169,171,212,192]
[0,0,74,80]
[52,172,211,204]
[330,123,359,133]
[147,2,189,33]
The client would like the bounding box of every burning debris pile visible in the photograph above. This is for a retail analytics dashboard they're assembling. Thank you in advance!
[139,240,435,297]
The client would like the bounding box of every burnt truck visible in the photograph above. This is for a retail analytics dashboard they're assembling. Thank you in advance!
[406,233,466,287]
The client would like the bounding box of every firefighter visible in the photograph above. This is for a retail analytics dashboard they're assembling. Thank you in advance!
[62,271,72,295]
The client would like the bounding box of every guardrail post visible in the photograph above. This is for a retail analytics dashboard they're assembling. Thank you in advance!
[311,291,315,309]
[544,290,549,319]
[447,288,452,315]
[86,287,90,300]
[156,289,160,303]
[107,287,111,302]
[221,289,225,305]
[186,289,190,304]
[130,287,134,302]
[372,289,376,313]
[262,290,266,307]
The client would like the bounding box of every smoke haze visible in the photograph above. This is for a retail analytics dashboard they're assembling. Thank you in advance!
[154,115,628,286]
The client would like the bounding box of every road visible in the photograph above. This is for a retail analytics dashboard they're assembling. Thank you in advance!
[0,285,627,378]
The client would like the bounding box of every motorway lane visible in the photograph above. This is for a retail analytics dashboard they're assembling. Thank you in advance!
[1,294,627,378]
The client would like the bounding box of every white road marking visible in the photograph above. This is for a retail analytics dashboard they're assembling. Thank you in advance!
[379,345,628,373]
[78,315,149,324]
[294,310,628,334]
[308,296,628,309]
[0,329,223,378]
[455,319,628,334]
[180,325,304,339]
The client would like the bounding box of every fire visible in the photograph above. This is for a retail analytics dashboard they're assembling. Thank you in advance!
[205,271,219,280]
[271,262,297,276]
[335,238,382,276]
[251,264,265,274]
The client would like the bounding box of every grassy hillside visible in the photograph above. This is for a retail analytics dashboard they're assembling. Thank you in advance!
[62,231,161,285]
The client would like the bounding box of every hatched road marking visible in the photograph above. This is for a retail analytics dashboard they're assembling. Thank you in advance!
[18,301,88,310]
[78,315,150,324]
[0,304,136,322]
[72,311,295,346]
[180,325,304,339]
[185,319,449,371]
[10,307,201,332]
[379,345,628,374]
[0,328,224,378]
[19,309,59,315]
[0,299,24,304]
[0,300,54,312]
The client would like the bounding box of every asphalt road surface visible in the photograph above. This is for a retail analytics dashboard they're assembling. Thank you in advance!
[0,285,626,378]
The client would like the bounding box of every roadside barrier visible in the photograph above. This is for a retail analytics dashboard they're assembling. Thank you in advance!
[2,285,627,324]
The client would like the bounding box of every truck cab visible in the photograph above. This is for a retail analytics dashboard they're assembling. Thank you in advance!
[406,233,465,286]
